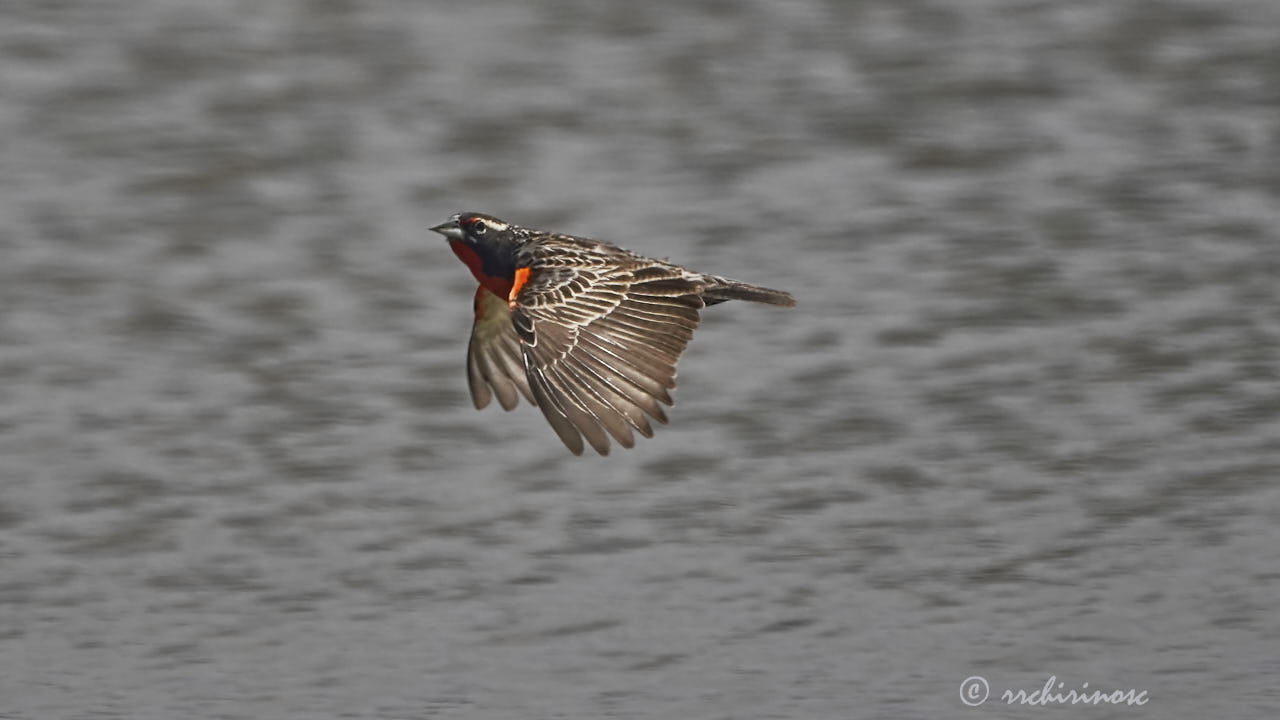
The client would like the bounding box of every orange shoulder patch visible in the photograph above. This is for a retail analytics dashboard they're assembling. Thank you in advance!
[508,266,530,308]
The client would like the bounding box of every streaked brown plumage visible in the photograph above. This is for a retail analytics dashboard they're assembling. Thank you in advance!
[431,212,795,455]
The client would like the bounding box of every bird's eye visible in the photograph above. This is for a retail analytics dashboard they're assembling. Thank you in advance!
[471,220,487,235]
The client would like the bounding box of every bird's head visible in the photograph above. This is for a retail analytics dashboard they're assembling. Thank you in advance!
[430,212,515,246]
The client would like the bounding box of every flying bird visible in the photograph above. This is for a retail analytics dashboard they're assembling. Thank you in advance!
[431,212,795,455]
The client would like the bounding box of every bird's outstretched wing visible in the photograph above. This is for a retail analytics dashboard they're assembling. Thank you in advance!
[509,258,704,456]
[466,286,534,411]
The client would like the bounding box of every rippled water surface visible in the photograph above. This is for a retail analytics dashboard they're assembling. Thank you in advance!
[3,1,1279,718]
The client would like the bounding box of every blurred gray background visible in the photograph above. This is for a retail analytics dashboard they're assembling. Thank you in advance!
[2,0,1279,718]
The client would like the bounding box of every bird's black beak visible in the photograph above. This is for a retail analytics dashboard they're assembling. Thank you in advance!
[430,217,463,240]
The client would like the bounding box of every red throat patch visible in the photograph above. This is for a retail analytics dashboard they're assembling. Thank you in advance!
[449,240,514,301]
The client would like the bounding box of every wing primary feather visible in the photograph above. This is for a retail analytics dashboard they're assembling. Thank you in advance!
[533,359,612,455]
[493,333,534,405]
[525,360,586,455]
[571,346,671,423]
[466,337,493,410]
[478,341,520,411]
[560,352,655,437]
[543,362,630,451]
[466,287,531,411]
[569,348,669,415]
[590,317,690,354]
[578,330,680,386]
[575,333,677,399]
[549,354,643,445]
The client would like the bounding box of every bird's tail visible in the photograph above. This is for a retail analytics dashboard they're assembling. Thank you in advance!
[700,275,796,307]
